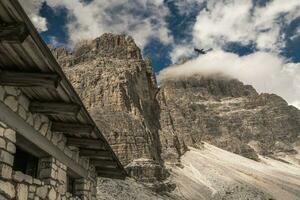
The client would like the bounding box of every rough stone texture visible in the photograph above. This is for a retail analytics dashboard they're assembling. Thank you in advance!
[158,75,300,161]
[51,33,300,189]
[51,33,165,184]
[0,85,97,200]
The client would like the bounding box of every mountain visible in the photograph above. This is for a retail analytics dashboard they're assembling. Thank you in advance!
[158,75,300,162]
[51,34,169,190]
[51,33,300,199]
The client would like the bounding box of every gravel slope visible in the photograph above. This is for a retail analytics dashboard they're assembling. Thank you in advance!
[97,143,300,200]
[169,143,300,200]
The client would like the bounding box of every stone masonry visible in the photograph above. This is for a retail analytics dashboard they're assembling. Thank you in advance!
[0,85,97,200]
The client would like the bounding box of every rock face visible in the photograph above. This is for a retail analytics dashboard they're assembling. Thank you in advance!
[51,33,166,185]
[51,33,300,185]
[158,75,300,161]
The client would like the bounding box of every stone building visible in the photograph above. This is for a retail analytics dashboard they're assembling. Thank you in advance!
[0,0,126,199]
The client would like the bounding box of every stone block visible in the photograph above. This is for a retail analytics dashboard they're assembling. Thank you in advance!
[57,168,66,184]
[36,186,48,199]
[0,163,12,180]
[16,184,28,200]
[6,142,16,154]
[0,150,14,166]
[18,106,27,120]
[24,174,33,184]
[4,86,18,96]
[33,178,42,186]
[57,184,66,194]
[39,123,49,136]
[4,96,18,112]
[0,127,4,137]
[40,115,49,124]
[64,148,73,158]
[33,115,42,131]
[57,140,65,151]
[18,95,30,111]
[46,130,52,141]
[28,192,34,199]
[26,113,34,126]
[47,188,57,200]
[29,185,36,193]
[51,133,60,146]
[0,180,15,199]
[13,171,26,183]
[4,129,16,143]
[0,138,6,150]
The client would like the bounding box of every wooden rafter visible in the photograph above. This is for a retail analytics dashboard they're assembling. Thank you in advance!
[0,22,29,43]
[51,122,94,133]
[91,159,116,167]
[67,137,106,150]
[29,102,80,116]
[0,71,60,89]
[79,149,111,158]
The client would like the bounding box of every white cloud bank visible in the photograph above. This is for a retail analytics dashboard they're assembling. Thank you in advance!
[19,0,173,48]
[159,51,300,107]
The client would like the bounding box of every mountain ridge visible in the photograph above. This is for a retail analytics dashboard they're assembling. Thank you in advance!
[51,33,300,199]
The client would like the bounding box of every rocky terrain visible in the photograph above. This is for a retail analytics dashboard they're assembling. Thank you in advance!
[96,143,300,200]
[51,33,300,199]
[158,75,300,162]
[51,34,167,188]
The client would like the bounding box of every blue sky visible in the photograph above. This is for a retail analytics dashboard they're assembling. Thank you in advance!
[21,0,300,107]
[32,0,300,72]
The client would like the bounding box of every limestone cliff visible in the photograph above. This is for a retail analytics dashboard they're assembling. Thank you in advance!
[158,75,300,162]
[51,33,300,183]
[51,34,167,185]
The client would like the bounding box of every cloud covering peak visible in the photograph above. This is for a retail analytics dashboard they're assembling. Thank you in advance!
[158,50,300,108]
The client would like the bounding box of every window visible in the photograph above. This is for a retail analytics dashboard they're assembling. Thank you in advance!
[67,175,76,195]
[13,147,39,178]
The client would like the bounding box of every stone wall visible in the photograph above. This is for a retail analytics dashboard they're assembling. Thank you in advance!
[0,85,97,199]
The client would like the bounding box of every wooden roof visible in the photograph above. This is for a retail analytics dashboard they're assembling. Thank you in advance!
[0,0,126,179]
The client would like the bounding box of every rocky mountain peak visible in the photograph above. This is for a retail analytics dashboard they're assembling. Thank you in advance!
[51,34,300,194]
[73,33,142,60]
[51,33,142,68]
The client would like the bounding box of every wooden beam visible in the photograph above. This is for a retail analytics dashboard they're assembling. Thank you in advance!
[91,159,117,167]
[0,71,60,89]
[0,101,88,178]
[96,169,123,176]
[0,22,29,43]
[67,137,105,150]
[29,102,80,116]
[79,149,111,158]
[51,122,94,134]
[95,166,118,172]
[97,173,126,180]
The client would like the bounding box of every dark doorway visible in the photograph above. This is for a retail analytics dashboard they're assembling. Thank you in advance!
[13,147,39,178]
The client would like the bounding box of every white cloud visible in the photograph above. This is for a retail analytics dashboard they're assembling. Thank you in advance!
[20,0,173,48]
[158,50,300,108]
[19,0,47,32]
[193,0,300,51]
[169,44,195,63]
